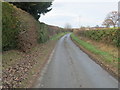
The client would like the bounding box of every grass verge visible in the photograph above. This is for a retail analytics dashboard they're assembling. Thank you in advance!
[50,32,68,40]
[71,33,118,79]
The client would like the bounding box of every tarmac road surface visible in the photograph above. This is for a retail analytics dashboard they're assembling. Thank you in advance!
[34,34,118,88]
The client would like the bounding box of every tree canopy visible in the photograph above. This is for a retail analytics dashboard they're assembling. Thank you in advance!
[10,2,52,20]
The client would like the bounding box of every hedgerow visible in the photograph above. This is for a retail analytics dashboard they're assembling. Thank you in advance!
[2,2,65,52]
[78,28,119,47]
[37,22,49,43]
[2,2,20,51]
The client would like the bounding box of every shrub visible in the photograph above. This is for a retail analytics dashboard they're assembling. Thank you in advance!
[37,22,49,43]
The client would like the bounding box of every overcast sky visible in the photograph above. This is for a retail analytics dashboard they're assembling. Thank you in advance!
[39,0,119,28]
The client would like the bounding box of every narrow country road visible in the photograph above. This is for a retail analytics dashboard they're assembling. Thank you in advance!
[34,34,118,88]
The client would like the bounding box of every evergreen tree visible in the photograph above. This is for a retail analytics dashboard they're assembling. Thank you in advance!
[10,2,52,20]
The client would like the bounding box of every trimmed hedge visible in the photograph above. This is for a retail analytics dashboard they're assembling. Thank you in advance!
[78,28,119,47]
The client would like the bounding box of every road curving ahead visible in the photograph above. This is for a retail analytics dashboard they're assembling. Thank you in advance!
[34,33,118,88]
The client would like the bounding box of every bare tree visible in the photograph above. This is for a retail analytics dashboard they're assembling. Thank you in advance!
[102,19,114,28]
[103,11,119,27]
[64,23,72,32]
[64,23,71,29]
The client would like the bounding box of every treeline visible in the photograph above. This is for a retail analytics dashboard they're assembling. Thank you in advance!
[2,2,65,52]
[75,28,120,47]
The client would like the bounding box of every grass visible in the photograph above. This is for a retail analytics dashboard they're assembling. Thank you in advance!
[71,33,118,67]
[50,32,68,40]
[76,28,119,47]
